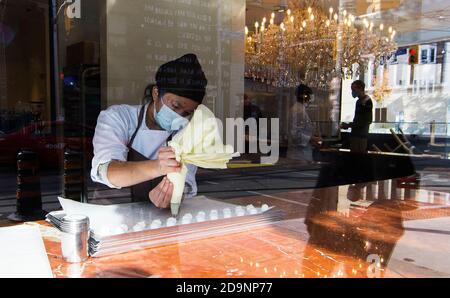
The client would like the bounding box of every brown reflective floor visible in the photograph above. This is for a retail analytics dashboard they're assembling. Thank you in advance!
[27,177,450,278]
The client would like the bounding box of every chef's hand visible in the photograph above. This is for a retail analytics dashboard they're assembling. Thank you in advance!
[156,147,181,176]
[149,176,173,208]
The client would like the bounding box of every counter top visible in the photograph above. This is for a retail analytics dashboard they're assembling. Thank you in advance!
[15,178,450,277]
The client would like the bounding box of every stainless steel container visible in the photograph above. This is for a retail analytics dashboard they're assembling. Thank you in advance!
[60,214,90,263]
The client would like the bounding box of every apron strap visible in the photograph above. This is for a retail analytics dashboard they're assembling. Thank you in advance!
[128,104,147,148]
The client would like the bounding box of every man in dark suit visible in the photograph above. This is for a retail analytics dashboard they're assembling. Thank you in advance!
[341,80,373,153]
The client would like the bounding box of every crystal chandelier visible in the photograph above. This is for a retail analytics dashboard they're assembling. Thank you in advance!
[245,1,398,89]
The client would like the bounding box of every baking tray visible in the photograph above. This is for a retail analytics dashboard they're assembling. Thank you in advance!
[88,209,282,257]
[47,196,284,258]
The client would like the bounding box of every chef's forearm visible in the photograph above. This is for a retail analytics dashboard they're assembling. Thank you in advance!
[107,160,160,188]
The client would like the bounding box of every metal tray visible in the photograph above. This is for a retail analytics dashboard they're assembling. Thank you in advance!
[88,209,283,257]
[47,196,283,258]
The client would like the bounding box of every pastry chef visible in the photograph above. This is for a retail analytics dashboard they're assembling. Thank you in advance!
[91,53,208,209]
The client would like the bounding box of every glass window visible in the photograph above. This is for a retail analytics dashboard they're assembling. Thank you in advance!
[0,0,449,209]
[1,0,450,278]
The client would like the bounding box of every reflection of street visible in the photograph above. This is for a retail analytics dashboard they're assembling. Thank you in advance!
[33,177,450,278]
[0,169,129,218]
[0,169,63,215]
[0,159,321,219]
[2,155,449,278]
[304,185,412,278]
[2,157,450,219]
[224,179,450,278]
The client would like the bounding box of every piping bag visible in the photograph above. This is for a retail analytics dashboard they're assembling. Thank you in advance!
[167,104,239,217]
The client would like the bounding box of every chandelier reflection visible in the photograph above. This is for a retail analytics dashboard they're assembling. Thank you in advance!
[245,2,398,89]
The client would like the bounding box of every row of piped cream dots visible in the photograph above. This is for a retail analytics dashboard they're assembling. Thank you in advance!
[96,204,270,236]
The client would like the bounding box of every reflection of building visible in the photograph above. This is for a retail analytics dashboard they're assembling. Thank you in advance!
[336,0,450,138]
[341,40,450,136]
[384,44,441,91]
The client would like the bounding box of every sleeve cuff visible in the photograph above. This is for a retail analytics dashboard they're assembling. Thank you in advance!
[95,160,122,189]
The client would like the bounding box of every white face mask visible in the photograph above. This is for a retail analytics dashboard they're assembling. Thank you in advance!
[153,97,189,133]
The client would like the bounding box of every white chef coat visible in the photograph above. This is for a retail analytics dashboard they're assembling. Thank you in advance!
[287,101,315,161]
[90,103,198,198]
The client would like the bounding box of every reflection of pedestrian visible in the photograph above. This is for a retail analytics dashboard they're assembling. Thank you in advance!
[341,80,373,153]
[244,94,262,158]
[304,181,411,277]
[287,84,322,161]
[244,93,262,122]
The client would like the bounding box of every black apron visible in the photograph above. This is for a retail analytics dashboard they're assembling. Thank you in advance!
[127,104,171,202]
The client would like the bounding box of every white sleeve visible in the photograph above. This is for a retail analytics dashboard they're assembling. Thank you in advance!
[183,164,198,198]
[289,104,313,147]
[90,106,132,189]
